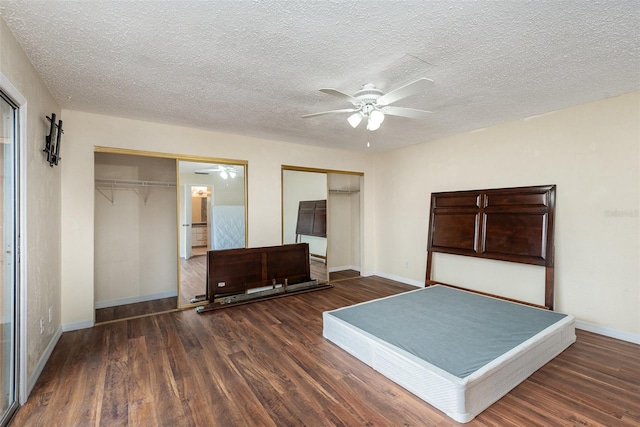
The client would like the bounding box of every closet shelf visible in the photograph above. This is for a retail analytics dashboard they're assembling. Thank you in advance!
[328,189,360,194]
[95,179,176,205]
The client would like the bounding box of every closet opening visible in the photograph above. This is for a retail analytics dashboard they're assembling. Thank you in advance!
[93,149,249,321]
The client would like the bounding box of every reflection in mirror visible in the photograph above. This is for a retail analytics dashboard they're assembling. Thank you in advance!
[178,160,246,307]
[282,169,328,282]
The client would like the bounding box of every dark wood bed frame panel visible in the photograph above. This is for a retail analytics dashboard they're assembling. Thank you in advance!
[296,199,327,261]
[196,243,331,312]
[425,185,556,310]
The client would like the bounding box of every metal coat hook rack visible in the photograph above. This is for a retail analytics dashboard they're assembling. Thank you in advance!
[44,113,63,167]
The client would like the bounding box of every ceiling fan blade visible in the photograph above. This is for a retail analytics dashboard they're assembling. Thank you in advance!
[319,88,361,105]
[383,106,432,119]
[301,108,359,118]
[377,78,434,106]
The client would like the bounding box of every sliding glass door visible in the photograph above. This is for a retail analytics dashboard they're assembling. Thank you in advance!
[0,92,18,425]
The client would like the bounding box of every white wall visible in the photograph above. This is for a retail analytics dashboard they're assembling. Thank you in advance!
[60,110,374,328]
[374,92,640,338]
[1,17,62,387]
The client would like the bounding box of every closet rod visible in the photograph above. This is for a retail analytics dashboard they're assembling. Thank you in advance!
[95,179,176,205]
[328,189,360,194]
[95,178,176,188]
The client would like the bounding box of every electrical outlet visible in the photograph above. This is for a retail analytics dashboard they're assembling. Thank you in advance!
[49,307,53,323]
[40,318,44,334]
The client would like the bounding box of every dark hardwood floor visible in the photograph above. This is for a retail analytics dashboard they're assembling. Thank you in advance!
[310,259,328,282]
[95,297,178,324]
[13,276,640,426]
[329,269,360,281]
[179,254,207,306]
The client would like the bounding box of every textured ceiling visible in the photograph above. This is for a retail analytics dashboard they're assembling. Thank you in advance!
[1,1,638,152]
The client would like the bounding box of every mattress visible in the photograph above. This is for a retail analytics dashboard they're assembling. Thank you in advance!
[210,205,245,250]
[322,285,575,423]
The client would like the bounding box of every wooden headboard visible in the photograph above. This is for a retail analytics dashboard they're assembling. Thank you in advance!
[425,185,556,309]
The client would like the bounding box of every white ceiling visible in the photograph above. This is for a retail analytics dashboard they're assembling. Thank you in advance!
[1,1,638,152]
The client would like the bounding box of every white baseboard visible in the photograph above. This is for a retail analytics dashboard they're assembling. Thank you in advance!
[575,320,640,345]
[26,325,62,401]
[373,271,424,288]
[62,319,94,332]
[328,265,361,273]
[95,290,178,309]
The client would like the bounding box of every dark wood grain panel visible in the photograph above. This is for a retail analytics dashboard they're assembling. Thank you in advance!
[431,213,478,252]
[207,251,265,295]
[484,212,547,261]
[206,243,311,299]
[296,200,326,238]
[485,191,548,208]
[12,276,640,427]
[433,193,480,208]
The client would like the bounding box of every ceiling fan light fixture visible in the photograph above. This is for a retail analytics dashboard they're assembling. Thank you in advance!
[369,109,385,125]
[366,117,381,131]
[229,170,236,179]
[347,112,363,128]
[220,170,229,180]
[303,77,434,135]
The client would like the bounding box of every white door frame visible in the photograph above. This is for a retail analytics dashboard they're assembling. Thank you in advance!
[180,184,193,260]
[0,72,27,407]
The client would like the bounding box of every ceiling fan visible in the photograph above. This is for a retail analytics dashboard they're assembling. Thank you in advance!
[195,165,240,180]
[302,78,434,131]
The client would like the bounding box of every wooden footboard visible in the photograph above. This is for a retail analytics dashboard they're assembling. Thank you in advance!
[196,243,331,312]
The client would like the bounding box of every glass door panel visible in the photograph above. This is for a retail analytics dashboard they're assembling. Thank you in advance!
[0,92,18,425]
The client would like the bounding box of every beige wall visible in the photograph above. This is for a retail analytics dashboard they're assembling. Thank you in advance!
[60,110,374,327]
[1,18,62,385]
[327,173,361,271]
[373,92,640,337]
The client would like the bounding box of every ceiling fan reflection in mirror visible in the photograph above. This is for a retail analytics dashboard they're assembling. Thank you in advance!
[195,165,241,180]
[302,78,434,131]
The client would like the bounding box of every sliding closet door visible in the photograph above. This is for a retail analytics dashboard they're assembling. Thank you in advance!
[0,92,19,425]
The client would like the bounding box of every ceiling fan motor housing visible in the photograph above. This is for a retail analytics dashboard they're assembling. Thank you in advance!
[353,83,383,107]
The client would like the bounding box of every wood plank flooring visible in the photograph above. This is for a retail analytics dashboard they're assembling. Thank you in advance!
[95,297,178,324]
[310,259,328,282]
[329,269,360,281]
[179,254,207,306]
[13,276,640,426]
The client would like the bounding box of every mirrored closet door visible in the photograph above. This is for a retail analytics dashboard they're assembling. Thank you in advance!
[281,166,364,283]
[177,160,247,307]
[282,168,328,282]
